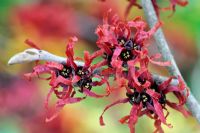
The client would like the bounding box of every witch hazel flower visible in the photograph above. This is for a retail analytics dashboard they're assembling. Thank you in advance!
[125,0,188,17]
[99,66,190,133]
[95,10,170,82]
[99,0,188,17]
[24,37,110,121]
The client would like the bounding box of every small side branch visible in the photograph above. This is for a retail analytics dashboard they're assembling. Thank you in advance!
[8,48,84,66]
[141,0,200,123]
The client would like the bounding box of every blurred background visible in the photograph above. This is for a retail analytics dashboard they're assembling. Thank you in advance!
[0,0,200,133]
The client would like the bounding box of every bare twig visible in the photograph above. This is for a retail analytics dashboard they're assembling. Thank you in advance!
[8,48,84,66]
[141,0,200,123]
[8,48,180,87]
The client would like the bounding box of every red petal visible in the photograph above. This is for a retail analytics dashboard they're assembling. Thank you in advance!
[166,100,190,117]
[119,115,130,124]
[91,60,107,71]
[56,97,85,107]
[83,51,91,68]
[163,86,182,94]
[146,89,161,99]
[45,97,85,122]
[46,62,63,70]
[158,77,174,91]
[82,88,107,98]
[152,99,172,128]
[25,39,41,50]
[125,0,142,18]
[147,21,162,37]
[50,75,72,87]
[152,98,166,123]
[44,87,54,109]
[149,54,171,67]
[24,64,51,80]
[154,119,164,133]
[91,49,104,59]
[128,104,141,133]
[111,47,123,68]
[99,98,129,126]
[66,36,78,69]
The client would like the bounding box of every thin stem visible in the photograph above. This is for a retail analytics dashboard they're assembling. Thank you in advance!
[8,48,84,66]
[141,0,200,123]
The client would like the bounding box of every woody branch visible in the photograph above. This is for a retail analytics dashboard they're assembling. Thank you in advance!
[8,48,180,86]
[141,0,200,123]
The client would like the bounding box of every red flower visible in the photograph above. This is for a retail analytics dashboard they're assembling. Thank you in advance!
[95,11,169,84]
[99,68,189,133]
[152,0,188,17]
[125,0,188,17]
[24,37,110,121]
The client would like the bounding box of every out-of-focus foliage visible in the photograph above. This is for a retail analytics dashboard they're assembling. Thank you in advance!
[0,0,200,133]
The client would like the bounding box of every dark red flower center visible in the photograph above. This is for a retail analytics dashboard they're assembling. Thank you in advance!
[118,37,141,51]
[120,49,133,61]
[77,78,92,92]
[58,65,73,78]
[126,91,152,107]
[76,66,89,77]
[151,82,166,106]
[127,80,166,108]
[103,52,113,67]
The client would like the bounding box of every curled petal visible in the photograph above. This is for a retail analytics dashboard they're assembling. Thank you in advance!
[153,98,165,124]
[177,76,189,96]
[100,67,115,76]
[46,97,85,122]
[46,62,63,70]
[163,86,180,94]
[82,88,107,98]
[44,87,54,109]
[66,36,78,69]
[84,51,92,68]
[50,75,72,87]
[149,54,171,67]
[90,49,104,60]
[72,75,81,84]
[45,108,61,123]
[56,97,85,107]
[153,99,172,128]
[154,119,164,133]
[166,100,190,117]
[24,64,51,80]
[91,60,107,71]
[111,47,123,68]
[54,86,73,99]
[146,89,161,99]
[158,76,174,91]
[125,0,142,18]
[99,98,129,126]
[119,115,130,124]
[128,104,141,133]
[147,21,162,37]
[25,39,41,50]
[128,17,146,30]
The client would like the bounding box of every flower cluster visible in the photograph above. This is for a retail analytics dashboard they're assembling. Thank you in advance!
[23,10,189,133]
[94,11,189,133]
[24,37,110,121]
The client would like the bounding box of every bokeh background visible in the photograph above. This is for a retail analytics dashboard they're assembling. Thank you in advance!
[0,0,200,133]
